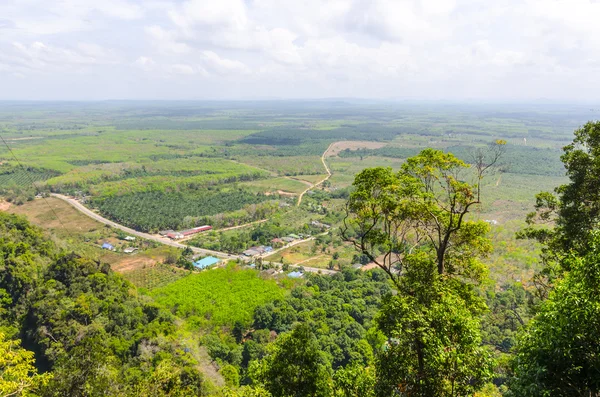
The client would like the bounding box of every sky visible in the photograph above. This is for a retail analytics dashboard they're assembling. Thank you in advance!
[0,0,598,101]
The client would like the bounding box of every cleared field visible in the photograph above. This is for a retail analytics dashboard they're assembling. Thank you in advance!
[326,140,387,156]
[150,265,286,327]
[122,263,190,290]
[265,239,357,269]
[241,177,308,194]
[234,155,324,176]
[293,174,328,184]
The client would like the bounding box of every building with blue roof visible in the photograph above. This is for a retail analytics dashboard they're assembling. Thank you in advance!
[101,242,114,251]
[288,271,304,278]
[193,256,221,269]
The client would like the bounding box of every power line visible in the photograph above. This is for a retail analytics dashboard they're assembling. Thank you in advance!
[0,132,73,239]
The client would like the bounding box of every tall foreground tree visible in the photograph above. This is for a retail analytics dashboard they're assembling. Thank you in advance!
[343,146,504,396]
[521,121,600,269]
[508,232,600,396]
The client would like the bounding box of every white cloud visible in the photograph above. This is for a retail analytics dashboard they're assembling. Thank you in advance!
[201,51,250,75]
[1,0,600,100]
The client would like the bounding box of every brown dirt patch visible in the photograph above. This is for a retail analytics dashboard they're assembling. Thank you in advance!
[277,190,297,196]
[0,201,11,211]
[328,141,387,156]
[112,255,159,273]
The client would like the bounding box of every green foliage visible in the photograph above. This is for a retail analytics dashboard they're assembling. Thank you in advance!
[92,189,271,232]
[239,124,400,146]
[508,232,600,396]
[250,270,390,370]
[220,365,241,388]
[0,212,207,396]
[151,265,285,327]
[255,323,332,397]
[521,121,600,266]
[375,255,494,397]
[0,332,52,397]
[338,144,565,177]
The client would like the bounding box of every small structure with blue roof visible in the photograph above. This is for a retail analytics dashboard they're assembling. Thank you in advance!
[288,271,304,278]
[101,242,115,251]
[193,256,221,270]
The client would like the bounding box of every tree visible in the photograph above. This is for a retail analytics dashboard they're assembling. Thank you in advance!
[519,121,600,296]
[0,333,51,397]
[256,323,331,397]
[374,253,493,397]
[343,145,503,286]
[343,147,503,396]
[508,231,600,396]
[333,363,375,397]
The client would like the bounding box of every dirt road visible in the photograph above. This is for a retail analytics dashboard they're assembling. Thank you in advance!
[50,193,336,275]
[296,141,335,206]
[50,194,238,260]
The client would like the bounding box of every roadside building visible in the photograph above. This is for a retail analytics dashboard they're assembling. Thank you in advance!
[282,237,294,243]
[243,249,260,257]
[193,256,221,270]
[124,236,136,241]
[288,271,304,278]
[124,247,138,254]
[264,246,274,253]
[288,234,301,240]
[101,243,115,251]
[311,220,331,229]
[159,230,174,236]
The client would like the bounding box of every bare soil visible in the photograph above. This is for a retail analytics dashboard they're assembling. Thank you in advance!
[327,141,387,156]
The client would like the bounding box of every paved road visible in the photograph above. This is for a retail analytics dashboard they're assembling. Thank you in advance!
[50,194,237,260]
[50,193,337,276]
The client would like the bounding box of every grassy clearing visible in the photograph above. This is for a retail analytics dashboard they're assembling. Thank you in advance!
[241,177,308,194]
[151,264,287,327]
[234,155,324,176]
[123,263,190,290]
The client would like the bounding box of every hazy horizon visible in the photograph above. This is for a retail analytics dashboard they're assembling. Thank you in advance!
[1,0,599,101]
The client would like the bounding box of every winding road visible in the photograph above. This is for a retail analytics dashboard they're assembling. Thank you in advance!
[49,193,335,274]
[296,141,335,206]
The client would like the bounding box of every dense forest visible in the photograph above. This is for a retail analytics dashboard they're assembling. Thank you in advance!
[0,212,208,396]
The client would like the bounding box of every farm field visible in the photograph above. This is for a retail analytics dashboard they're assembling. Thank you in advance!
[0,100,589,289]
[1,100,596,397]
[150,264,288,327]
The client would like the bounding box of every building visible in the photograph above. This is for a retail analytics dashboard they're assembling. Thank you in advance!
[311,220,331,229]
[101,243,114,251]
[124,247,138,254]
[159,230,174,236]
[193,256,221,269]
[166,225,212,240]
[282,237,294,243]
[180,225,212,237]
[264,246,274,253]
[288,271,304,278]
[243,249,260,257]
[288,234,301,240]
[124,236,136,241]
[271,238,283,244]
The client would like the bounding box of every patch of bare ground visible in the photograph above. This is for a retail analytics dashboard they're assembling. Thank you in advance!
[0,201,11,211]
[276,190,297,196]
[112,256,159,273]
[328,140,387,156]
